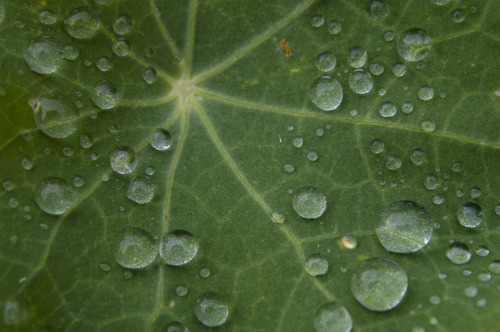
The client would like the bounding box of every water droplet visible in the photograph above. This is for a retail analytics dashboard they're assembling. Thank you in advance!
[271,212,285,224]
[385,156,402,170]
[463,285,478,298]
[367,0,390,20]
[370,63,384,76]
[328,21,342,35]
[418,86,434,101]
[432,195,445,205]
[2,299,28,326]
[397,28,432,61]
[457,202,483,228]
[38,10,57,25]
[401,102,414,114]
[24,36,63,74]
[91,80,118,109]
[110,146,138,174]
[127,176,154,204]
[307,151,319,161]
[451,162,464,173]
[292,136,303,148]
[384,30,394,41]
[99,263,111,272]
[438,273,447,280]
[378,88,387,96]
[478,272,491,282]
[347,47,368,68]
[79,134,93,149]
[176,285,188,297]
[429,295,440,305]
[470,187,482,198]
[63,9,100,39]
[63,44,79,60]
[142,67,157,84]
[2,180,15,192]
[370,139,384,154]
[311,15,325,27]
[34,177,73,215]
[200,267,211,278]
[349,69,373,94]
[13,20,25,30]
[315,51,337,72]
[112,14,132,35]
[446,242,471,264]
[392,63,407,77]
[309,76,343,111]
[9,235,18,247]
[31,94,78,139]
[475,246,489,257]
[164,322,188,332]
[349,109,358,117]
[284,164,295,173]
[194,292,229,327]
[113,38,130,56]
[305,254,328,276]
[431,0,451,4]
[340,235,357,250]
[315,128,324,136]
[145,166,155,176]
[452,9,465,23]
[424,174,439,190]
[313,302,353,332]
[412,327,426,332]
[409,149,426,165]
[488,260,500,274]
[376,200,433,253]
[0,3,4,24]
[96,56,112,72]
[420,120,436,132]
[21,158,33,171]
[123,271,133,279]
[8,198,19,209]
[350,257,408,311]
[62,146,74,157]
[113,227,158,269]
[379,102,397,118]
[476,298,487,308]
[150,129,172,151]
[292,186,327,219]
[159,230,198,266]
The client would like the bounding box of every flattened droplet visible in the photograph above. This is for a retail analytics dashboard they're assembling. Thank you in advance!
[63,8,100,39]
[446,242,471,264]
[159,230,198,266]
[305,254,328,276]
[313,302,353,332]
[397,29,432,61]
[309,76,343,111]
[110,146,137,174]
[127,176,154,204]
[24,36,63,74]
[34,177,73,215]
[194,292,229,327]
[150,129,171,151]
[113,227,158,269]
[292,186,327,219]
[457,202,483,228]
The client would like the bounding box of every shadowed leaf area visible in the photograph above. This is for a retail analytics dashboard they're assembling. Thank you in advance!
[0,0,499,331]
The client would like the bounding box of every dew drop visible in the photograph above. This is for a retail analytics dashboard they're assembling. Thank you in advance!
[420,120,436,132]
[31,94,78,138]
[292,136,303,148]
[315,51,337,72]
[73,176,84,187]
[429,295,440,305]
[367,0,390,20]
[418,86,434,101]
[457,202,483,228]
[8,198,19,209]
[309,76,343,111]
[379,102,397,118]
[99,263,111,272]
[63,44,79,60]
[463,269,472,276]
[424,174,439,190]
[392,63,407,77]
[159,230,198,266]
[463,286,478,298]
[376,200,433,253]
[34,177,73,215]
[110,146,137,174]
[313,302,353,332]
[284,164,295,173]
[113,227,158,269]
[63,8,100,39]
[370,139,384,154]
[292,186,327,219]
[488,260,500,274]
[446,242,471,264]
[370,63,384,76]
[315,128,324,136]
[62,146,74,157]
[113,38,130,56]
[271,212,285,224]
[194,292,229,327]
[347,47,368,68]
[385,156,402,170]
[476,298,487,308]
[145,166,155,176]
[470,187,482,198]
[164,322,188,332]
[176,285,188,297]
[91,80,118,109]
[123,271,133,279]
[79,134,93,149]
[24,36,63,74]
[397,28,432,61]
[349,69,373,94]
[307,151,319,161]
[350,257,408,311]
[21,158,33,171]
[96,56,112,72]
[410,149,426,165]
[2,299,28,326]
[38,10,57,25]
[475,246,489,257]
[495,205,500,216]
[305,254,328,276]
[432,195,445,205]
[451,162,464,173]
[141,67,158,84]
[311,15,325,27]
[452,9,465,23]
[200,267,211,278]
[112,14,132,35]
[478,272,491,283]
[150,129,172,151]
[0,3,4,24]
[340,235,358,249]
[2,180,14,192]
[402,102,414,114]
[328,21,342,35]
[384,30,394,41]
[127,176,154,204]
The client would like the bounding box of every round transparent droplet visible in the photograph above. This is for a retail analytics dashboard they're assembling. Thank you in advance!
[424,174,439,190]
[2,299,28,326]
[402,102,414,114]
[451,162,464,173]
[328,21,342,35]
[24,36,63,74]
[96,56,112,72]
[110,146,137,174]
[311,15,325,27]
[34,177,73,215]
[176,285,188,297]
[113,14,132,35]
[418,86,434,101]
[127,176,154,204]
[79,134,93,149]
[429,295,440,305]
[307,151,319,161]
[194,292,229,327]
[367,0,390,20]
[410,149,426,165]
[475,246,489,257]
[315,51,337,72]
[309,76,343,111]
[113,38,129,56]
[313,302,353,332]
[420,120,436,132]
[62,146,74,157]
[21,158,33,171]
[292,136,303,148]
[113,227,158,269]
[478,272,491,283]
[63,9,100,39]
[63,44,79,60]
[397,28,432,61]
[379,102,397,118]
[159,230,198,266]
[446,242,471,264]
[315,128,324,136]
[463,286,478,298]
[349,69,373,94]
[452,9,465,23]
[488,261,500,274]
[150,129,172,151]
[72,176,84,188]
[347,47,368,68]
[370,63,384,76]
[91,80,118,109]
[292,186,327,219]
[164,322,188,332]
[350,257,408,311]
[38,10,57,25]
[31,94,78,138]
[200,267,211,278]
[305,254,328,276]
[99,263,111,272]
[142,67,157,84]
[8,198,19,209]
[432,195,445,205]
[284,163,295,173]
[385,156,402,170]
[470,187,482,198]
[392,63,407,77]
[370,139,384,154]
[376,200,433,253]
[384,30,394,41]
[457,202,483,228]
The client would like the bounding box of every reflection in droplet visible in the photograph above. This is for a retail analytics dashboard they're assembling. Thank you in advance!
[347,47,368,68]
[194,292,229,327]
[127,176,154,204]
[309,76,343,111]
[292,186,327,219]
[113,227,158,269]
[367,0,390,20]
[457,202,483,228]
[63,9,100,39]
[313,302,353,332]
[305,254,328,276]
[110,146,137,174]
[349,69,373,94]
[159,230,198,266]
[31,94,78,138]
[315,51,337,72]
[34,177,73,215]
[24,36,63,74]
[91,80,118,109]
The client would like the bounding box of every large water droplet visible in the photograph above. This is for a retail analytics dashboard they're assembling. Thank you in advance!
[63,8,100,39]
[150,129,171,151]
[127,176,154,204]
[305,254,328,276]
[350,257,408,311]
[397,29,432,61]
[113,227,158,269]
[24,36,63,74]
[110,146,137,174]
[91,80,118,109]
[34,177,73,215]
[159,230,198,266]
[194,292,229,327]
[446,242,471,264]
[315,51,337,72]
[313,302,353,332]
[31,94,78,138]
[457,202,483,228]
[367,0,390,20]
[2,299,28,326]
[349,69,373,94]
[376,200,433,253]
[379,102,397,117]
[112,14,132,35]
[347,47,368,68]
[309,76,343,111]
[292,186,327,219]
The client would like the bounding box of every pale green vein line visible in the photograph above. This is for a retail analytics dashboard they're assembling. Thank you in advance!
[339,0,390,30]
[393,0,415,27]
[193,0,316,84]
[118,94,177,108]
[149,0,180,57]
[355,125,384,193]
[275,273,305,332]
[185,0,198,78]
[480,30,500,43]
[312,278,335,301]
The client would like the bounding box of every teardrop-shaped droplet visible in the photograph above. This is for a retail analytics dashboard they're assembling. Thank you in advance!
[313,302,353,332]
[457,202,483,228]
[194,292,229,327]
[292,186,327,219]
[110,146,137,174]
[31,94,78,138]
[63,8,100,39]
[397,28,432,61]
[305,254,328,276]
[150,129,172,151]
[309,76,343,111]
[113,227,158,269]
[24,36,63,74]
[91,80,118,109]
[34,177,73,215]
[159,230,198,266]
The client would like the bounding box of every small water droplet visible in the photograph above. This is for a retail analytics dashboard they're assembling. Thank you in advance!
[309,76,343,111]
[488,260,500,274]
[307,151,319,161]
[476,298,487,308]
[142,67,157,84]
[311,15,325,27]
[370,63,384,75]
[463,285,478,298]
[367,0,390,20]
[438,273,447,280]
[451,162,464,173]
[127,176,154,204]
[96,56,112,72]
[8,198,19,209]
[470,187,482,198]
[379,102,397,118]
[63,9,100,39]
[21,158,33,171]
[418,86,435,101]
[397,28,432,61]
[175,285,188,297]
[463,269,472,276]
[452,9,465,23]
[429,295,440,305]
[2,180,15,192]
[292,136,303,148]
[370,139,384,154]
[305,254,328,276]
[24,36,63,74]
[63,44,79,60]
[385,156,402,170]
[113,38,130,56]
[79,134,93,149]
[38,10,57,25]
[401,102,414,114]
[349,69,373,94]
[34,177,73,215]
[432,195,445,205]
[420,120,436,132]
[91,80,118,109]
[31,94,78,139]
[194,292,229,327]
[392,63,407,77]
[328,21,342,35]
[159,230,198,266]
[313,302,352,332]
[347,47,368,68]
[340,235,357,249]
[62,146,74,157]
[150,129,172,151]
[424,174,439,190]
[475,246,489,257]
[315,128,324,136]
[292,186,327,219]
[200,267,211,278]
[283,164,295,173]
[110,146,137,174]
[478,272,491,282]
[271,212,285,224]
[123,271,133,279]
[315,51,337,72]
[2,299,28,326]
[99,263,111,272]
[145,166,155,176]
[113,14,132,35]
[113,227,158,269]
[446,242,471,264]
[457,202,483,228]
[410,149,426,165]
[384,30,394,41]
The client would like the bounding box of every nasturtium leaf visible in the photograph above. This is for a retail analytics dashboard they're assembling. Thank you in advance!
[1,0,499,331]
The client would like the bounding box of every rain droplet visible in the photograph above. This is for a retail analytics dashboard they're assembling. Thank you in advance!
[370,139,384,154]
[72,176,84,188]
[0,3,4,24]
[2,299,28,326]
[200,267,211,278]
[475,246,489,257]
[392,63,407,77]
[159,230,198,266]
[96,56,112,72]
[385,156,402,170]
[379,102,397,117]
[478,272,491,283]
[470,187,481,198]
[176,285,188,297]
[164,322,188,332]
[410,149,426,165]
[307,151,319,161]
[142,67,157,84]
[127,176,154,204]
[384,30,394,41]
[304,254,328,276]
[397,28,432,61]
[463,286,478,298]
[79,134,93,149]
[315,128,324,136]
[424,174,439,190]
[401,102,414,114]
[313,302,353,332]
[376,200,433,253]
[99,263,111,272]
[418,86,434,101]
[315,51,337,72]
[488,260,500,274]
[432,195,445,205]
[113,227,158,269]
[349,69,373,94]
[21,158,33,171]
[112,14,132,35]
[370,63,384,76]
[429,295,440,305]
[34,177,73,215]
[328,21,342,35]
[347,47,368,68]
[292,136,303,148]
[31,94,78,138]
[311,15,325,27]
[292,186,327,219]
[367,0,390,20]
[446,242,471,264]
[476,298,487,308]
[194,292,229,327]
[350,257,408,311]
[38,10,57,25]
[62,146,74,157]
[63,44,79,60]
[284,164,295,173]
[452,9,465,23]
[91,80,118,109]
[110,146,138,174]
[24,36,63,74]
[309,76,343,111]
[457,202,483,228]
[63,9,100,39]
[123,271,133,279]
[420,120,436,132]
[150,129,172,151]
[340,235,358,249]
[451,162,464,173]
[113,38,130,56]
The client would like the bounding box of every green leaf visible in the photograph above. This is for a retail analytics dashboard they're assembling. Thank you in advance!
[1,0,499,331]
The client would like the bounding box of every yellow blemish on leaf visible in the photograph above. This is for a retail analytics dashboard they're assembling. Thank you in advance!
[279,38,292,57]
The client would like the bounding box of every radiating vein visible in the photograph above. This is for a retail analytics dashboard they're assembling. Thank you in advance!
[149,0,181,57]
[185,0,198,77]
